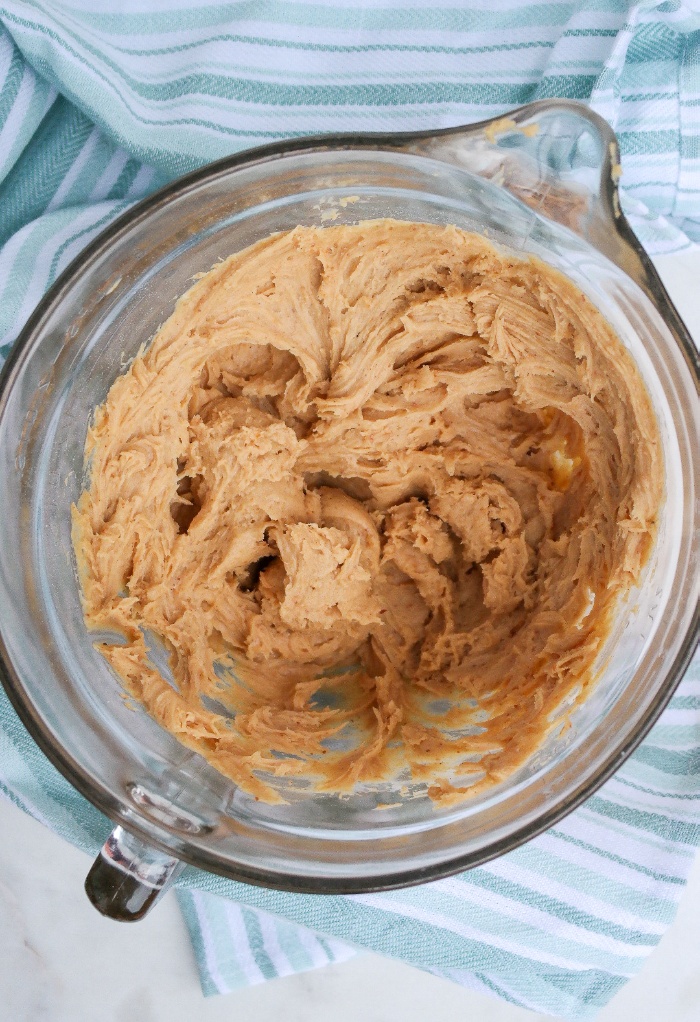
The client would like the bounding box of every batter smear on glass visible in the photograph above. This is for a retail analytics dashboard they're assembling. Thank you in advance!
[72,221,663,804]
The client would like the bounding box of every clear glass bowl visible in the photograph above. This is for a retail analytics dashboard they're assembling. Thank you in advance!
[0,100,697,918]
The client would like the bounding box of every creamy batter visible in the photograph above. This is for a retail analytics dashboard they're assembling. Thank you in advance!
[72,221,662,804]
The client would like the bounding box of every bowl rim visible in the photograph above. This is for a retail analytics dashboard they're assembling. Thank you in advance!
[0,100,698,893]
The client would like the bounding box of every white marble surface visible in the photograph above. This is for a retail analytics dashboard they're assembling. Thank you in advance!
[2,795,700,1022]
[1,250,699,1021]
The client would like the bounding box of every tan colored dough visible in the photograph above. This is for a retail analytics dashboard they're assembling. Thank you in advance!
[72,220,663,804]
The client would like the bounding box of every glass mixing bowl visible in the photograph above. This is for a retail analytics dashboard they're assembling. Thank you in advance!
[0,100,697,920]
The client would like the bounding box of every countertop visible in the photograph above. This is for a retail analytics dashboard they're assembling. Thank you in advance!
[1,249,699,1022]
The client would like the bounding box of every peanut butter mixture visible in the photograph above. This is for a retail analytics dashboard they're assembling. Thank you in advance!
[72,221,662,804]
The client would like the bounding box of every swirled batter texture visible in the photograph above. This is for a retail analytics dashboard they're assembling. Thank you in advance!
[73,221,662,804]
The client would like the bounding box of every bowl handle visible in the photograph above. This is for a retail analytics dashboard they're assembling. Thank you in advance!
[85,825,185,921]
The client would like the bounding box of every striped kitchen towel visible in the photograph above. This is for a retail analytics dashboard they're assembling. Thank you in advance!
[0,1,699,1018]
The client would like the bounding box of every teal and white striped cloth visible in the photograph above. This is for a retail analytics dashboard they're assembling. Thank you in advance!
[1,1,699,1017]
